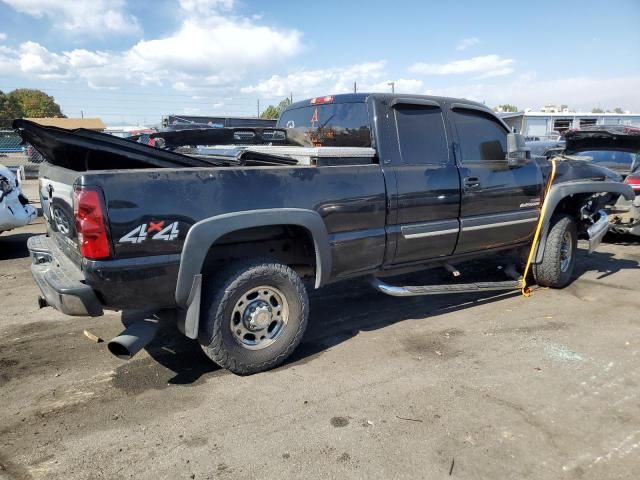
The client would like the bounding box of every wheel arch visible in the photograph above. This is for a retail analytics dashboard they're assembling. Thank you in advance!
[175,208,331,308]
[534,181,634,263]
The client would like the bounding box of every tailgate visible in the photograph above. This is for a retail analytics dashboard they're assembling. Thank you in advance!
[38,162,83,264]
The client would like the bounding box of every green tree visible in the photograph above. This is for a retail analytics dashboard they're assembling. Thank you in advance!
[591,107,604,113]
[260,97,293,120]
[260,105,280,119]
[7,89,65,118]
[614,107,624,114]
[0,90,24,128]
[496,104,518,112]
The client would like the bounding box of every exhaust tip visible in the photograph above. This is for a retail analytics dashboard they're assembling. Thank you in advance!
[107,341,133,360]
[107,316,160,360]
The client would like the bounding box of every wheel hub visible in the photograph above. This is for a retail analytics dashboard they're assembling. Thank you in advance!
[230,285,289,350]
[244,301,273,331]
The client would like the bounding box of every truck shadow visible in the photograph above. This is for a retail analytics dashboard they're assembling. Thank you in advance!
[603,232,640,246]
[573,245,640,280]
[136,249,638,384]
[0,232,36,260]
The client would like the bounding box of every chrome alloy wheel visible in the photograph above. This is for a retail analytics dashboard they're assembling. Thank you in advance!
[230,286,289,350]
[559,231,573,272]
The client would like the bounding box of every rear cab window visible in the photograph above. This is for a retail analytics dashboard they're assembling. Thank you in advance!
[277,101,372,148]
[393,103,449,165]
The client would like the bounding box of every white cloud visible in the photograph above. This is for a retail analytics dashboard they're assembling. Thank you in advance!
[0,32,6,41]
[241,61,387,98]
[0,44,19,72]
[410,55,514,78]
[0,1,303,90]
[19,41,70,79]
[424,74,640,112]
[178,0,234,14]
[126,17,301,79]
[1,0,140,35]
[456,37,479,51]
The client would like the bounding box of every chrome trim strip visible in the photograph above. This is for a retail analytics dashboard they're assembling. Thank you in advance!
[403,228,459,239]
[463,217,537,231]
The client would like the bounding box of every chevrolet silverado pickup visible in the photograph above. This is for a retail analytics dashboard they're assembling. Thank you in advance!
[15,93,634,375]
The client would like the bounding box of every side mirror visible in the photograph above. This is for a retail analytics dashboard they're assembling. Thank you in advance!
[506,133,530,167]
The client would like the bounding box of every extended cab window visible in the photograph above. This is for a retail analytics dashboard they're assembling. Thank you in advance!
[278,102,371,147]
[394,104,449,165]
[453,109,508,162]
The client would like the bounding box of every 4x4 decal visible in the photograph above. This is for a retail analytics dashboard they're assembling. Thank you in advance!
[119,221,180,244]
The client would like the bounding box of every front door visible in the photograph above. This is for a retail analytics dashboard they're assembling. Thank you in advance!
[450,105,543,254]
[390,100,461,265]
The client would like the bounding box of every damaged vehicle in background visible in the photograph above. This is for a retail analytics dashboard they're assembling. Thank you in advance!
[561,126,640,236]
[0,163,37,235]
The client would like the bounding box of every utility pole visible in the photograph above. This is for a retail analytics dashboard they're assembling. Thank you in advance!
[257,99,260,118]
[290,92,293,103]
[387,82,395,94]
[80,109,84,119]
[354,82,357,93]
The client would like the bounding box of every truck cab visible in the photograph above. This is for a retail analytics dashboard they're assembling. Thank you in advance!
[279,94,543,266]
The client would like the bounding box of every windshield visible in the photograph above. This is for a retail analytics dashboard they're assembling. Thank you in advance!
[277,102,372,147]
[572,149,639,172]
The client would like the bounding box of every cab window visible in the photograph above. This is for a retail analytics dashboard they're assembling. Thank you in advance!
[453,109,508,162]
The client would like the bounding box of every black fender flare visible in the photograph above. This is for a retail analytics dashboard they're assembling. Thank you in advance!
[175,208,331,307]
[534,181,634,263]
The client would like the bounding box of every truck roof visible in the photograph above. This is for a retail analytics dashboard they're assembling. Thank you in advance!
[286,93,489,111]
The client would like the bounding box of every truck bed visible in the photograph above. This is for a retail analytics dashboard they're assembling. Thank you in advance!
[14,119,377,171]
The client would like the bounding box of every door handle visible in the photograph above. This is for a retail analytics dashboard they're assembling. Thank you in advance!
[463,176,481,190]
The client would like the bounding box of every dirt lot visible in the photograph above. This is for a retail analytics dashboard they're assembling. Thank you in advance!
[1,218,639,480]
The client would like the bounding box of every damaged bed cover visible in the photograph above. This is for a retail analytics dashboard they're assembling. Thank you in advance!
[12,119,300,170]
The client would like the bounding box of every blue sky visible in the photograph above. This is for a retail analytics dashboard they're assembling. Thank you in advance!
[1,0,639,125]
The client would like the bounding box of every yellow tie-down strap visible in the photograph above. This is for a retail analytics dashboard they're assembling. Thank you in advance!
[520,159,557,297]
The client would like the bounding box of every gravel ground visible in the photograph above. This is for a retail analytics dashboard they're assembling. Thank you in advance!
[1,218,639,480]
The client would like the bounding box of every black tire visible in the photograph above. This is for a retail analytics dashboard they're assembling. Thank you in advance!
[199,258,309,375]
[533,214,577,288]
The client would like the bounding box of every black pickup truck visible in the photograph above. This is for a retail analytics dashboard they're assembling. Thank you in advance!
[16,93,634,375]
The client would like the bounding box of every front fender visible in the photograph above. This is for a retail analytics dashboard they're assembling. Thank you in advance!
[175,208,331,307]
[534,181,634,263]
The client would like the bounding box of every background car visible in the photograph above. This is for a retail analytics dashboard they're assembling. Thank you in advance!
[563,126,640,236]
[0,163,37,234]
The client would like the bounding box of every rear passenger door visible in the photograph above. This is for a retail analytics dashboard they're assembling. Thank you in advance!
[450,104,543,254]
[390,100,461,265]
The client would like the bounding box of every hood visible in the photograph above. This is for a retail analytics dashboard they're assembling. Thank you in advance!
[564,126,640,154]
[552,158,623,184]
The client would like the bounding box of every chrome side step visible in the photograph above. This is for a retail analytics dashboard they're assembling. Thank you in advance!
[369,276,522,297]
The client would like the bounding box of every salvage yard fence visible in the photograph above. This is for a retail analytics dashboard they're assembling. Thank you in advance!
[0,130,44,164]
[0,130,22,153]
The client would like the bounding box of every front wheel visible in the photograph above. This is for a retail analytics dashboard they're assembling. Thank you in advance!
[200,259,309,375]
[533,214,577,288]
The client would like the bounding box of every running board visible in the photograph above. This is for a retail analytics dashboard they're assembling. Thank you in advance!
[369,276,522,297]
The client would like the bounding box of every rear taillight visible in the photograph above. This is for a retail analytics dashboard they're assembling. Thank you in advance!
[625,175,640,193]
[74,187,111,259]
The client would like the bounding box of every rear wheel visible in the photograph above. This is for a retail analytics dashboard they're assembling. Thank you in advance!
[533,214,577,288]
[199,258,309,375]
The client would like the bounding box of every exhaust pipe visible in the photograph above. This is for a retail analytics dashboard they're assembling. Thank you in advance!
[108,316,160,360]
